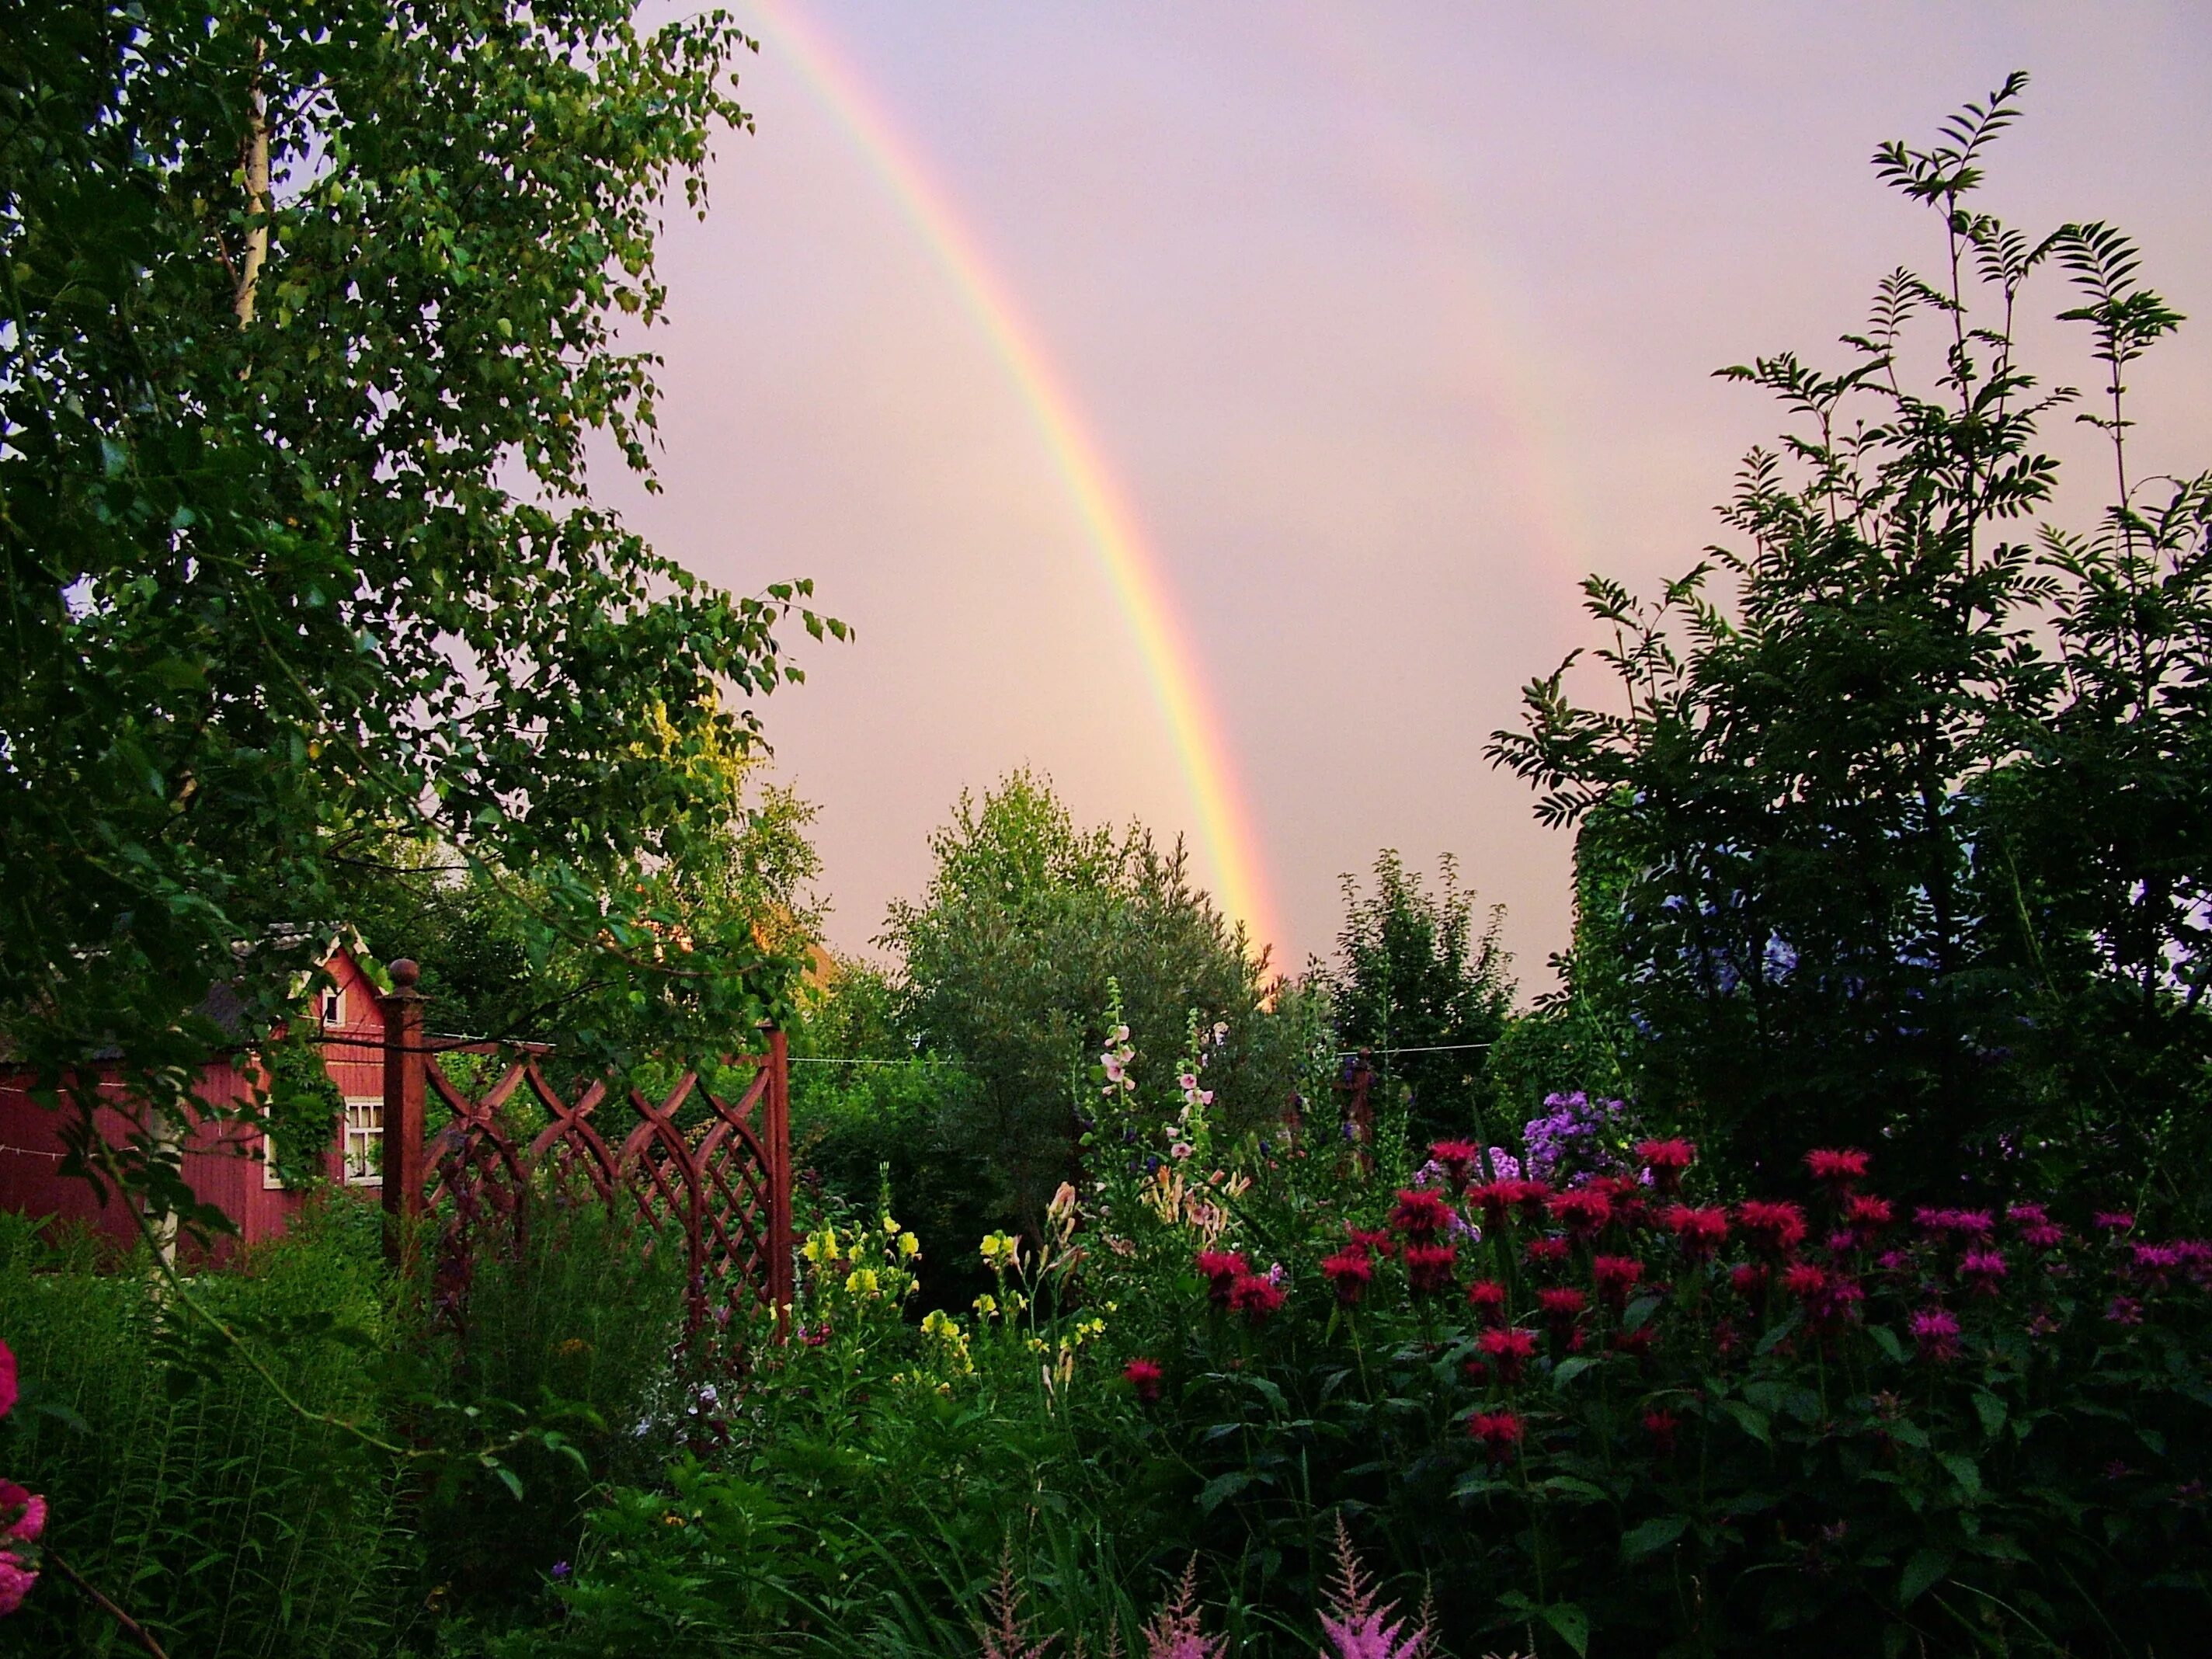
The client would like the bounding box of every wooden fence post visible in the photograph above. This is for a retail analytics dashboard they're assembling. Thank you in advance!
[379,958,427,1266]
[765,1027,792,1318]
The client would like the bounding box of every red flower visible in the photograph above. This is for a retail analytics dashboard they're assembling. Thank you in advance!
[1737,1199,1807,1255]
[1551,1185,1614,1238]
[1428,1139,1483,1185]
[1611,1325,1654,1358]
[1782,1262,1830,1302]
[1478,1326,1539,1385]
[1321,1248,1375,1306]
[1524,1236,1570,1270]
[1403,1241,1459,1296]
[1228,1272,1285,1323]
[1635,1138,1696,1194]
[1538,1285,1587,1338]
[1642,1408,1678,1455]
[1844,1195,1894,1243]
[1196,1250,1250,1307]
[1510,1179,1553,1222]
[1468,1181,1515,1228]
[1122,1358,1164,1402]
[1664,1205,1729,1260]
[1389,1188,1456,1242]
[1468,1410,1525,1461]
[1729,1262,1768,1305]
[1592,1254,1643,1309]
[1466,1278,1508,1325]
[1345,1225,1397,1259]
[1804,1147,1869,1188]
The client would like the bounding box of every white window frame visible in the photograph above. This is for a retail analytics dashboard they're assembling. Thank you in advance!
[263,1095,384,1188]
[320,983,345,1025]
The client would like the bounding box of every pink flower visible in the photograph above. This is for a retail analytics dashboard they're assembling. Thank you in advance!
[1782,1262,1830,1303]
[1592,1254,1643,1309]
[1318,1520,1435,1659]
[2106,1296,2144,1327]
[1143,1560,1225,1659]
[1737,1200,1807,1255]
[1845,1195,1894,1240]
[1961,1249,2007,1294]
[1804,1147,1870,1188]
[1123,1358,1164,1403]
[1467,1410,1525,1461]
[1664,1205,1729,1260]
[1466,1278,1508,1326]
[1642,1408,1678,1454]
[0,1341,13,1421]
[0,1483,41,1546]
[1635,1138,1696,1194]
[2093,1212,2135,1233]
[1228,1273,1285,1323]
[1322,1249,1376,1306]
[1909,1306,1961,1362]
[0,1553,34,1617]
[1477,1326,1538,1385]
[1401,1242,1457,1296]
[2130,1243,2183,1286]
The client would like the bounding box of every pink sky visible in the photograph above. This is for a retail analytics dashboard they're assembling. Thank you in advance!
[604,2,2212,988]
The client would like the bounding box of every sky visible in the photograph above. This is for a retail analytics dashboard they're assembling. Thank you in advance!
[603,1,2212,990]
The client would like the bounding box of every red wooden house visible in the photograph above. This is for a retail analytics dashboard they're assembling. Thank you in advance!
[0,944,391,1250]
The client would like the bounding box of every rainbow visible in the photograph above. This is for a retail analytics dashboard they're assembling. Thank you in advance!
[746,1,1282,957]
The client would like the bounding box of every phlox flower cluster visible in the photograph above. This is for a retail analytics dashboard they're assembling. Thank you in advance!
[0,1341,41,1616]
[1520,1090,1628,1184]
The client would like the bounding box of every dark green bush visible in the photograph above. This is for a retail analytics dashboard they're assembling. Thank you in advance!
[0,1198,414,1658]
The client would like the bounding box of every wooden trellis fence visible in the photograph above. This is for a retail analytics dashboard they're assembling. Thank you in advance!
[367,958,792,1334]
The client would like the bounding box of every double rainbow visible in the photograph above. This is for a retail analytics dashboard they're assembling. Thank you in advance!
[751,2,1282,957]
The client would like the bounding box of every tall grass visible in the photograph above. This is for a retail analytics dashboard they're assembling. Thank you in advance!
[0,1196,416,1657]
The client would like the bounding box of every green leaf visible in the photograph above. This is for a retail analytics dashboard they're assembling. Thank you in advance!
[1540,1602,1591,1656]
[1197,1471,1252,1515]
[1972,1390,2007,1440]
[1940,1452,1983,1501]
[1900,1546,1952,1607]
[494,1466,525,1504]
[1621,1514,1689,1560]
[1552,1355,1598,1389]
[1723,1400,1772,1445]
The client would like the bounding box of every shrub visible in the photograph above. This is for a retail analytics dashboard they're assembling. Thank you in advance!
[0,1199,414,1657]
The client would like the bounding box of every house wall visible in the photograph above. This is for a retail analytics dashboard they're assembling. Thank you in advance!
[0,948,389,1254]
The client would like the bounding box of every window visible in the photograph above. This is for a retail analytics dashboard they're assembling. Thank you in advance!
[320,984,345,1025]
[261,1096,383,1188]
[342,1097,384,1185]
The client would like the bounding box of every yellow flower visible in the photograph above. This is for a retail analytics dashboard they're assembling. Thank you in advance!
[898,1231,922,1259]
[979,1231,1020,1269]
[972,1293,998,1317]
[801,1227,840,1265]
[844,1267,882,1298]
[882,1215,902,1237]
[921,1308,959,1341]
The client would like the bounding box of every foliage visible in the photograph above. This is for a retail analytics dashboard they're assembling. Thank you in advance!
[0,0,836,1222]
[1078,1038,2212,1657]
[340,766,826,1059]
[878,771,1289,1233]
[1323,851,1515,1147]
[0,1200,413,1657]
[1487,72,2212,1192]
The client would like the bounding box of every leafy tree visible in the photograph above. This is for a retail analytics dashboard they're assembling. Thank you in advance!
[878,770,1287,1233]
[0,2,839,1218]
[1320,851,1514,1148]
[1489,73,2212,1196]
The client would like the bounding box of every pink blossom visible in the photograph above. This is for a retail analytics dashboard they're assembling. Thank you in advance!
[0,1483,41,1545]
[1142,1561,1225,1659]
[0,1341,13,1421]
[1318,1520,1433,1659]
[0,1553,33,1616]
[1909,1306,1961,1362]
[1961,1249,2007,1294]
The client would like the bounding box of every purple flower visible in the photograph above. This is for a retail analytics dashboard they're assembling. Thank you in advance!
[1909,1306,1961,1362]
[551,1560,572,1581]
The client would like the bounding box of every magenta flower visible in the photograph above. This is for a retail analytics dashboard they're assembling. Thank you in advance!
[1321,1248,1376,1306]
[1467,1410,1525,1462]
[2093,1212,2136,1233]
[1123,1358,1165,1402]
[1477,1326,1538,1385]
[1961,1249,2007,1294]
[1142,1560,1226,1659]
[0,1553,34,1617]
[1737,1199,1808,1255]
[1804,1147,1870,1188]
[1909,1306,1961,1362]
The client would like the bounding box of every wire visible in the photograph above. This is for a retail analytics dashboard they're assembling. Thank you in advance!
[788,1056,969,1069]
[1333,1042,1494,1059]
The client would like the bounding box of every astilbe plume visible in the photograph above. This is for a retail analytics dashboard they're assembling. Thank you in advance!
[1142,1560,1225,1659]
[978,1548,1057,1659]
[1317,1518,1434,1659]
